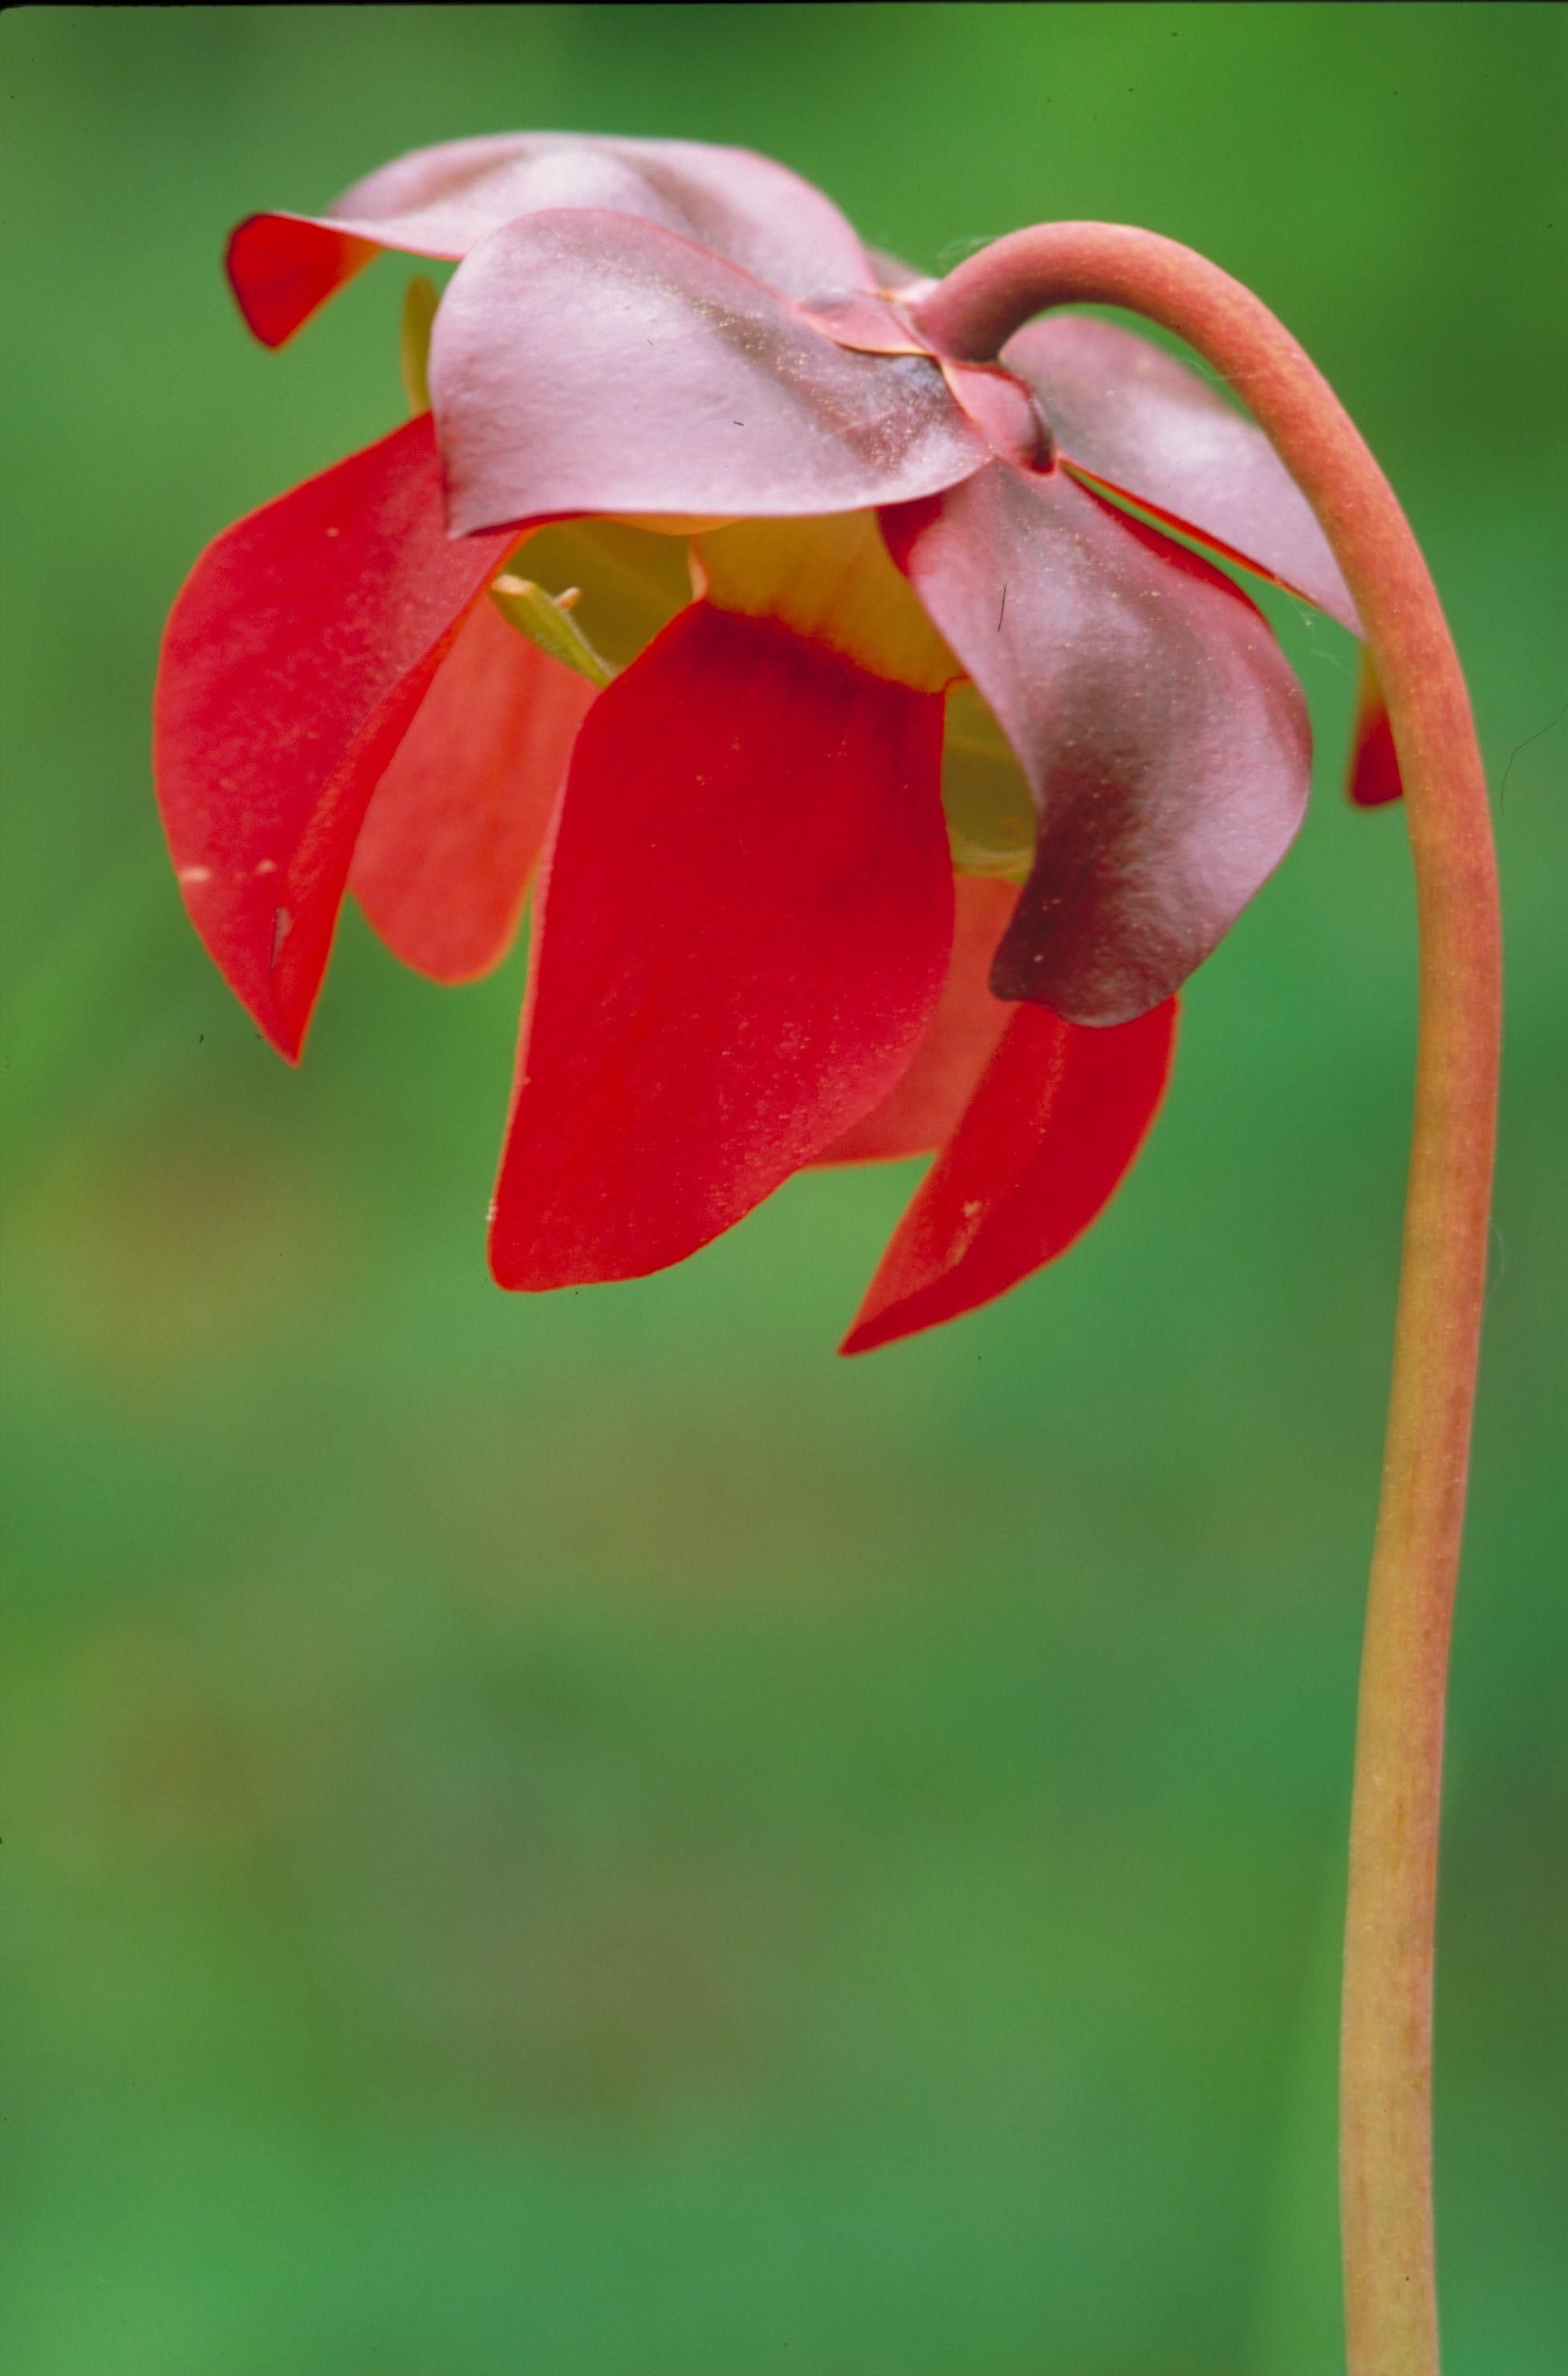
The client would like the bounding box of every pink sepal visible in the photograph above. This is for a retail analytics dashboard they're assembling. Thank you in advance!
[431,209,986,537]
[1004,313,1361,633]
[885,464,1311,1025]
[228,132,879,347]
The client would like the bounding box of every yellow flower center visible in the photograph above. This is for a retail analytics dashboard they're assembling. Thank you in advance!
[690,511,956,693]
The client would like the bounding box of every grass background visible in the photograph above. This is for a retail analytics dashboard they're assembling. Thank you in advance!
[2,6,1564,2370]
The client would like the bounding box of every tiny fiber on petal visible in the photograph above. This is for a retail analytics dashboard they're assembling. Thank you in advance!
[489,605,953,1287]
[843,997,1177,1354]
[153,415,514,1055]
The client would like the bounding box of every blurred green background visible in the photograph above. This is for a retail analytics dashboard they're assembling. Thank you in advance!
[2,7,1563,2371]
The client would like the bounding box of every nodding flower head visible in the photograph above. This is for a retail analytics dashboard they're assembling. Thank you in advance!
[156,134,1395,1351]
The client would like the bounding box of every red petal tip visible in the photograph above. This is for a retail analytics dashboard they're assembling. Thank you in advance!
[840,997,1178,1355]
[225,213,379,348]
[1347,652,1404,807]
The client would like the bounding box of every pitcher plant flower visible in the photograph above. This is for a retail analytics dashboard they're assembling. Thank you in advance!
[157,134,1392,1354]
[155,139,1498,2376]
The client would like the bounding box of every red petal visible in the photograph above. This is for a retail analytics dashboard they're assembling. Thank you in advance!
[228,134,876,348]
[431,210,985,537]
[1003,314,1360,634]
[224,216,380,351]
[153,416,514,1057]
[814,877,1020,1164]
[884,464,1311,1025]
[1347,649,1403,807]
[843,997,1177,1355]
[350,598,595,983]
[489,605,953,1288]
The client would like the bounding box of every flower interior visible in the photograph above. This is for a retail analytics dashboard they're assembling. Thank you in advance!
[155,133,1396,1351]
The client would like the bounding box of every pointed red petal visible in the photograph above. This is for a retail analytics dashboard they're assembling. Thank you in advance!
[814,876,1020,1164]
[884,464,1310,1026]
[1003,314,1360,633]
[843,997,1177,1355]
[153,416,514,1057]
[432,210,985,537]
[1347,649,1404,807]
[489,605,953,1288]
[228,134,876,348]
[350,599,595,983]
[224,215,380,351]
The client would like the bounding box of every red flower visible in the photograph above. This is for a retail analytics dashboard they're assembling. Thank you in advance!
[156,136,1387,1353]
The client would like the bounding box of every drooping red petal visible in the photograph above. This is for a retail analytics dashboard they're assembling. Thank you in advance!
[1003,314,1360,633]
[814,877,1020,1164]
[842,997,1177,1355]
[350,597,595,983]
[1347,648,1404,807]
[489,605,953,1289]
[226,217,382,352]
[431,210,986,538]
[884,463,1311,1026]
[228,133,877,348]
[153,415,514,1057]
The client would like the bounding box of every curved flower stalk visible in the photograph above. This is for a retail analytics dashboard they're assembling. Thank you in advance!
[157,135,1391,1355]
[157,145,1499,2373]
[916,224,1498,2376]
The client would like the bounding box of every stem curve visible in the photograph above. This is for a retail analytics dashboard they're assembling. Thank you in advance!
[914,226,1500,2376]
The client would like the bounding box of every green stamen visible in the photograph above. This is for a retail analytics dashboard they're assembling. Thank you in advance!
[400,275,439,415]
[489,576,615,688]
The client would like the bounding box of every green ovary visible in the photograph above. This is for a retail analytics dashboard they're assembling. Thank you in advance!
[941,683,1035,879]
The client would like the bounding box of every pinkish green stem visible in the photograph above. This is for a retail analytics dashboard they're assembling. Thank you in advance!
[915,227,1501,2375]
